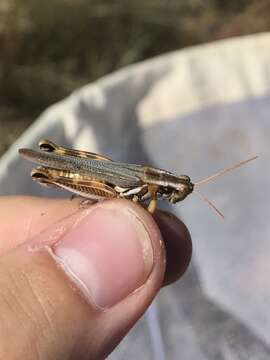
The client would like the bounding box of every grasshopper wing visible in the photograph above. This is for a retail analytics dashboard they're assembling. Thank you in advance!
[38,139,112,161]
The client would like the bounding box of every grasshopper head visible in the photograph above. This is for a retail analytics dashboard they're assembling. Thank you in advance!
[169,175,194,203]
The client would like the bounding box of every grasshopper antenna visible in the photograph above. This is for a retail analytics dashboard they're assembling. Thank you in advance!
[193,189,224,219]
[193,155,258,218]
[195,156,258,186]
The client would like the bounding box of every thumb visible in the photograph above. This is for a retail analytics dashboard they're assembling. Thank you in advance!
[0,200,165,360]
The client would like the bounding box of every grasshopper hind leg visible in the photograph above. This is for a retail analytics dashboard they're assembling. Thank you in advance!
[31,167,117,202]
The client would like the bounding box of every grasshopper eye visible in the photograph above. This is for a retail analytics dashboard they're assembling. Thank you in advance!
[170,183,193,203]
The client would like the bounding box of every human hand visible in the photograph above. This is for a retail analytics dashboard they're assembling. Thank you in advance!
[0,196,191,359]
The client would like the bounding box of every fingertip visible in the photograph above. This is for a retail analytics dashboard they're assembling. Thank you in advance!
[154,210,192,286]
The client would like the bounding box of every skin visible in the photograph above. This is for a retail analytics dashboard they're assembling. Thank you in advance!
[0,196,192,359]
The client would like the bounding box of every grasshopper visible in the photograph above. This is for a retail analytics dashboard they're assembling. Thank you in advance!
[19,139,258,217]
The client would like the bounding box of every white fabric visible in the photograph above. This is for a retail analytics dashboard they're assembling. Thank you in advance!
[1,32,270,359]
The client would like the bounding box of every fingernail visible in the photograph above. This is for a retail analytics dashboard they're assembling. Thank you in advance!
[52,204,154,308]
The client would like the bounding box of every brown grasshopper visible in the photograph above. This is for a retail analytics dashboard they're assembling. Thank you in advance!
[19,139,258,217]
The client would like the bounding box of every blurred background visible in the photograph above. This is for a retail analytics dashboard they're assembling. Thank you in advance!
[1,0,270,155]
[1,2,270,359]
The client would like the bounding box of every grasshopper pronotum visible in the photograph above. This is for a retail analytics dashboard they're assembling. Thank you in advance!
[19,139,258,217]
